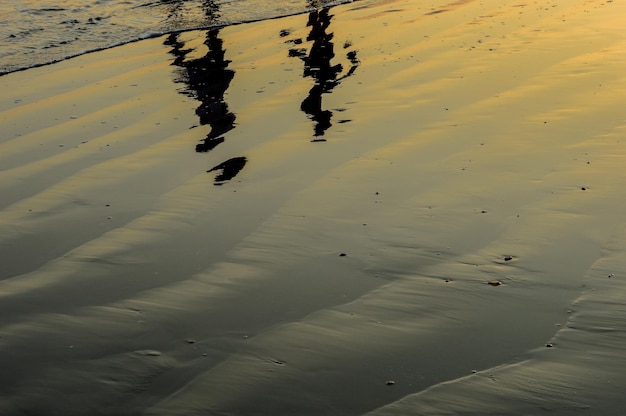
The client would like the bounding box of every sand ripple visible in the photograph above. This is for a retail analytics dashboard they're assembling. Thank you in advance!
[1,0,626,414]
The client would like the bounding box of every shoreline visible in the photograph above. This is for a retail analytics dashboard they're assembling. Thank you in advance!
[0,0,365,77]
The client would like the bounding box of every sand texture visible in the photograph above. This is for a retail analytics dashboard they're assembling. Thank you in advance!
[2,0,626,414]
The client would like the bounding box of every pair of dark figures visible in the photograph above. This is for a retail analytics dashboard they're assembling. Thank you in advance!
[166,6,359,184]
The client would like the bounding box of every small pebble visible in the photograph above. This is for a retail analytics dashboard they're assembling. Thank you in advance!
[546,343,554,348]
[488,280,503,286]
[339,253,347,257]
[385,380,395,386]
[504,255,513,261]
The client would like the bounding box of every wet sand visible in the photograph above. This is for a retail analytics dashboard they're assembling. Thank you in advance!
[2,0,626,414]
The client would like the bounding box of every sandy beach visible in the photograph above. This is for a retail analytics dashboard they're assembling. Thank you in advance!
[2,0,626,414]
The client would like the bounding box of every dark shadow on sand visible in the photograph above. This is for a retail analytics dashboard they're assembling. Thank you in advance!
[207,157,248,184]
[165,1,246,185]
[286,5,360,140]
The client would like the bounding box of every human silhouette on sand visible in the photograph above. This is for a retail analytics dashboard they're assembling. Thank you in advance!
[287,5,360,140]
[165,2,247,185]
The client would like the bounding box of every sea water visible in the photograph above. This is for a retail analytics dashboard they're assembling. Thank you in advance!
[0,0,355,75]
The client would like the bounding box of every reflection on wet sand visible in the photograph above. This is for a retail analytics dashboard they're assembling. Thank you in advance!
[3,0,626,414]
[207,156,248,184]
[165,3,246,184]
[287,6,360,141]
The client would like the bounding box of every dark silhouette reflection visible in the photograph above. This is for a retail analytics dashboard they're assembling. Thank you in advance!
[208,157,248,184]
[287,6,360,140]
[167,29,236,153]
[165,4,246,185]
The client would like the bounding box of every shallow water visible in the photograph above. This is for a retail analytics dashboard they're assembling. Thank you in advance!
[0,0,357,74]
